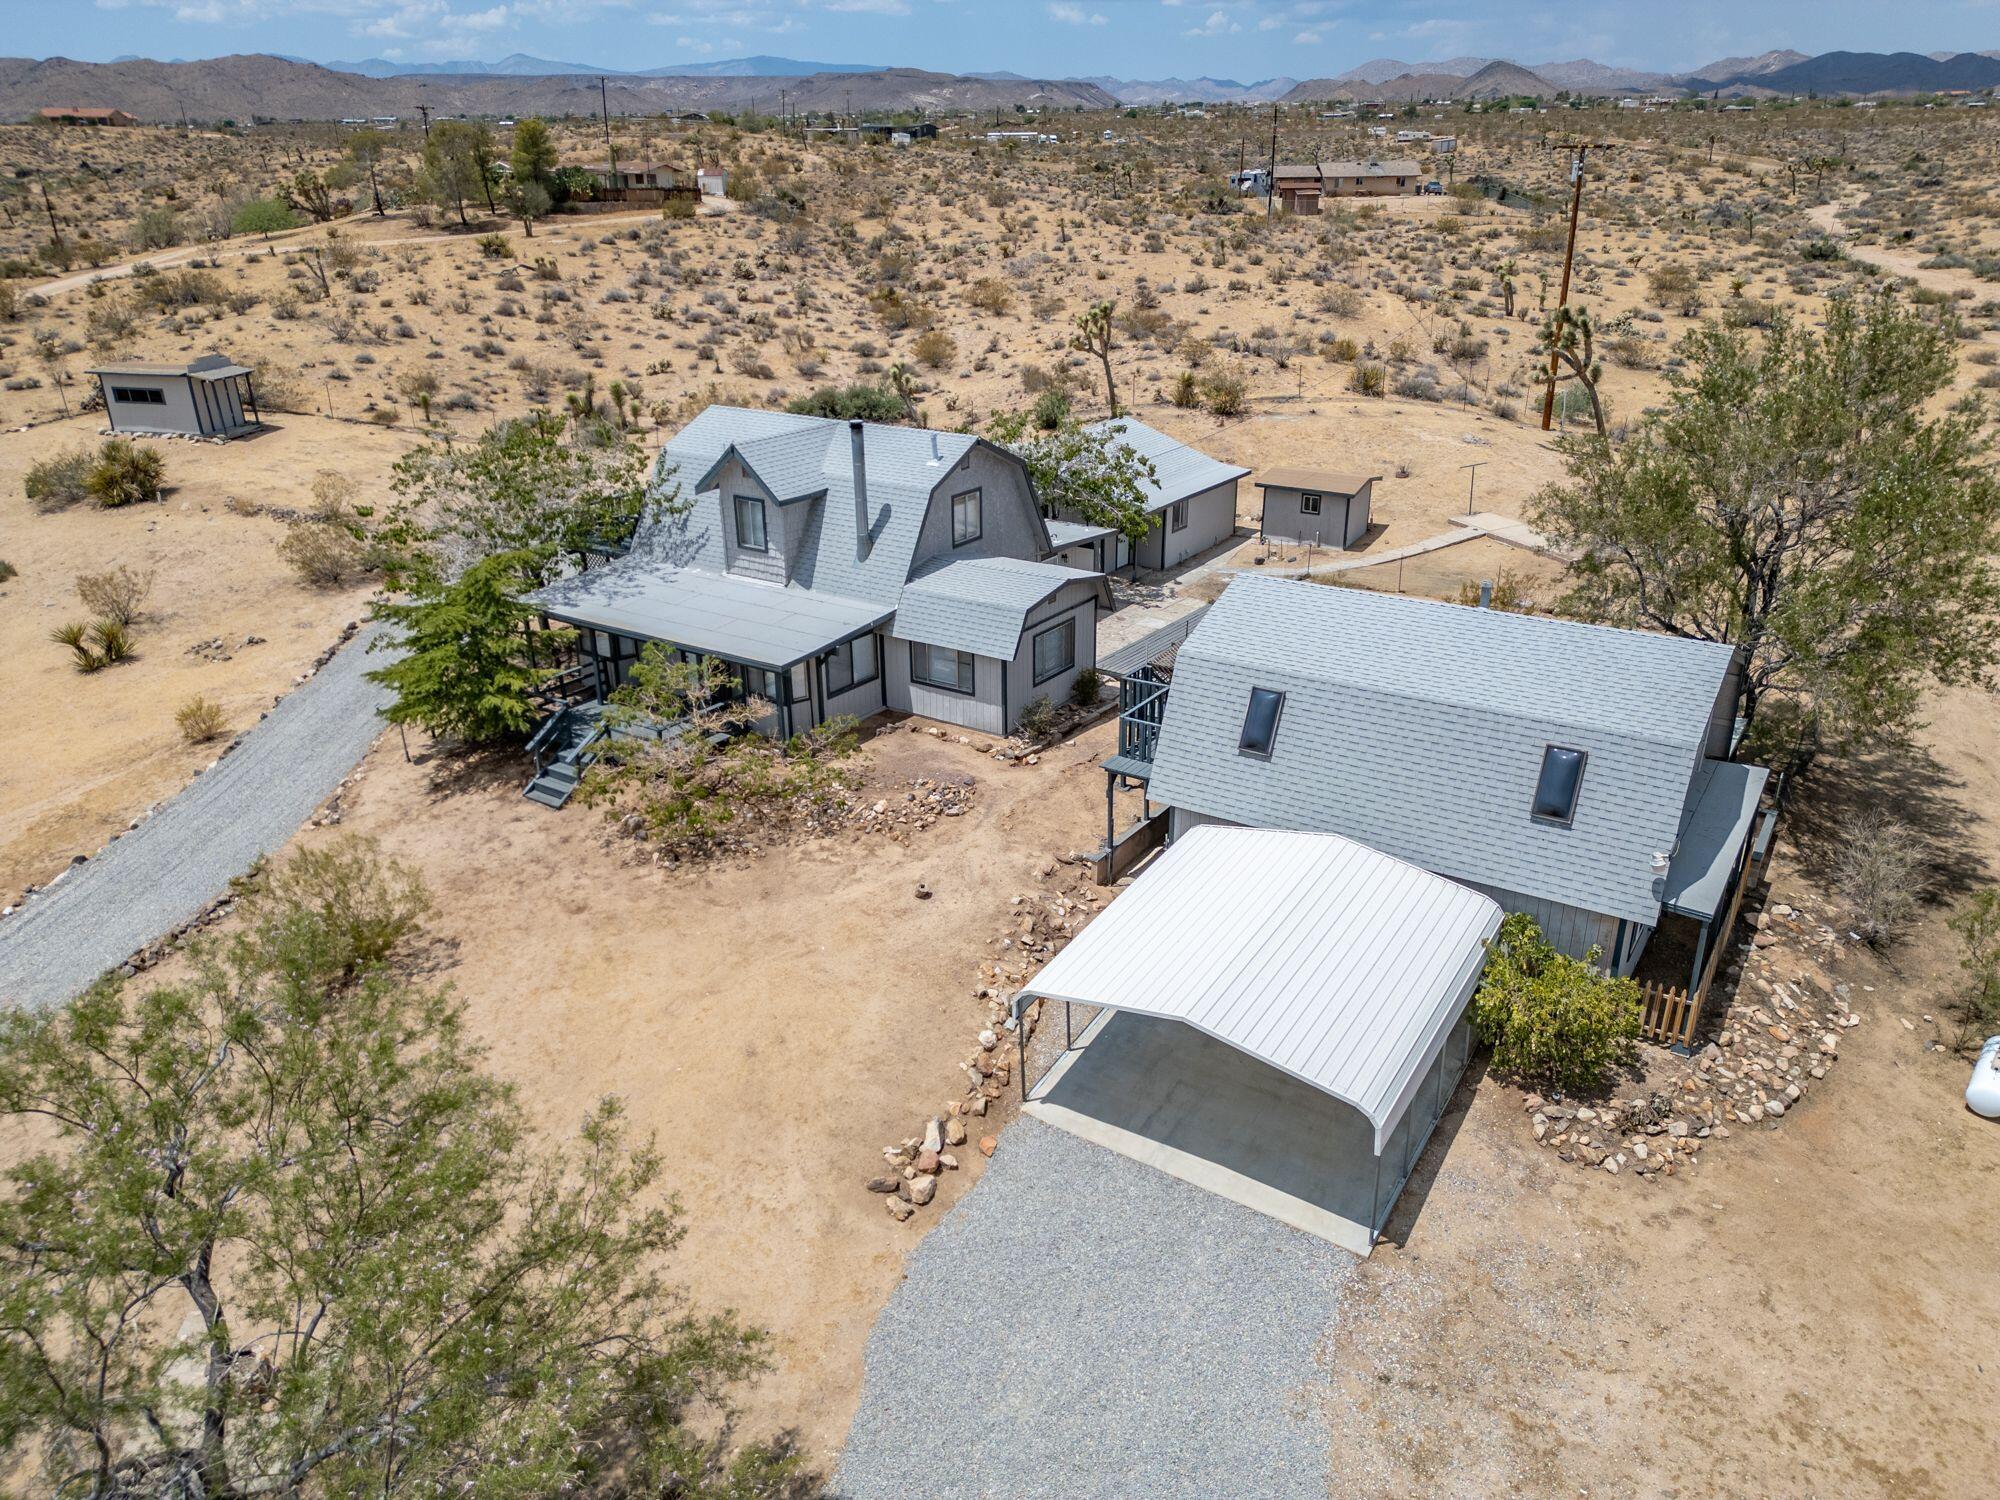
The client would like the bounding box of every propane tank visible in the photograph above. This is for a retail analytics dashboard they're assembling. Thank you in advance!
[1968,1036,2000,1120]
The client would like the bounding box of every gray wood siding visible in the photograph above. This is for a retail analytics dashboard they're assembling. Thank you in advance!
[820,660,887,723]
[1006,583,1101,719]
[1147,481,1240,570]
[909,444,1046,573]
[1260,481,1371,548]
[714,458,789,585]
[886,638,1006,736]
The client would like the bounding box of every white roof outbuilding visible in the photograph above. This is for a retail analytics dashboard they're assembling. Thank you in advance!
[1016,825,1502,1153]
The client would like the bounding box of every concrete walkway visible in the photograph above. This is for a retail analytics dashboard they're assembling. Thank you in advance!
[0,625,395,1011]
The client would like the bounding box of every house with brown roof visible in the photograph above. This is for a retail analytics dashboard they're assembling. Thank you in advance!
[1255,468,1377,548]
[38,106,138,126]
[1272,159,1423,213]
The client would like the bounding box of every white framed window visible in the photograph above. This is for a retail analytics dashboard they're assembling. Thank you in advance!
[1300,493,1322,516]
[1170,500,1188,533]
[1032,618,1075,684]
[1238,687,1284,758]
[1531,745,1587,826]
[911,642,975,695]
[951,488,983,546]
[734,493,768,552]
[823,633,879,695]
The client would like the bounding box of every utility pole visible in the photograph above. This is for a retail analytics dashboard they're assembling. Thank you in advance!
[599,76,616,183]
[1539,142,1598,432]
[1265,104,1278,221]
[415,101,431,138]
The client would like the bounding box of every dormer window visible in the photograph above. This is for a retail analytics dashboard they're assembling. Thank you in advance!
[951,489,983,546]
[1531,745,1586,826]
[1238,687,1284,759]
[734,494,768,552]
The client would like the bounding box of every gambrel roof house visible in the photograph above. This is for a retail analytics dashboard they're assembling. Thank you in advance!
[1142,576,1768,982]
[525,406,1108,785]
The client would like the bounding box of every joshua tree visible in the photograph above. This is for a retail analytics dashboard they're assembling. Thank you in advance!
[1071,299,1119,417]
[1537,304,1605,437]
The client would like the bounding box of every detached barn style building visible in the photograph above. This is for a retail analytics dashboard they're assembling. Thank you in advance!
[1255,467,1375,548]
[1137,576,1769,991]
[88,355,263,439]
[1045,418,1248,575]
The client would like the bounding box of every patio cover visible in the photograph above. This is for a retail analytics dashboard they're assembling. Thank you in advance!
[1663,758,1770,921]
[1015,826,1502,1153]
[529,563,890,671]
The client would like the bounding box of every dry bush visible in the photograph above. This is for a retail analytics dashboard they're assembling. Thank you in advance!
[24,448,94,511]
[912,328,957,370]
[280,520,370,588]
[966,278,1013,314]
[75,564,155,625]
[175,695,228,744]
[1833,810,1926,949]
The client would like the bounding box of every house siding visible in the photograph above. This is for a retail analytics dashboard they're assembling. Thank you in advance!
[1260,481,1370,548]
[887,637,1007,736]
[103,375,202,437]
[1006,583,1101,718]
[909,444,1045,573]
[1140,480,1239,570]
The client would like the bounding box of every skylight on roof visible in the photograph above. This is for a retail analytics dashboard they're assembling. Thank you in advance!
[1239,687,1285,759]
[1531,745,1586,826]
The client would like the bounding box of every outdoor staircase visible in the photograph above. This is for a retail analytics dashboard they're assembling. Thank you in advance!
[523,705,605,809]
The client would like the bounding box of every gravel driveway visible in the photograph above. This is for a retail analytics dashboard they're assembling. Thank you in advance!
[834,1119,1351,1499]
[0,625,395,1011]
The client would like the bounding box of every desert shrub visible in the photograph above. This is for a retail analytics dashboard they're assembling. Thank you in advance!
[1031,387,1071,430]
[1832,810,1925,948]
[280,521,371,588]
[133,268,224,311]
[86,439,165,507]
[967,278,1013,314]
[1016,695,1059,742]
[1169,370,1199,408]
[1472,913,1641,1094]
[1946,890,2000,1051]
[51,618,135,673]
[784,383,906,421]
[1647,261,1701,313]
[1200,369,1246,416]
[912,328,956,370]
[1350,363,1387,397]
[175,694,228,743]
[1069,667,1104,708]
[129,206,183,252]
[231,198,298,238]
[24,447,93,510]
[1799,236,1845,263]
[75,564,155,625]
[477,233,513,259]
[1326,336,1360,363]
[0,559,15,583]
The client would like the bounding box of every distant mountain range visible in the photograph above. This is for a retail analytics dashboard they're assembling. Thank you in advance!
[9,46,2000,125]
[320,54,887,80]
[0,55,1113,122]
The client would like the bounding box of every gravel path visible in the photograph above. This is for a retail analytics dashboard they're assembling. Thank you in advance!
[0,624,396,1011]
[834,1119,1352,1499]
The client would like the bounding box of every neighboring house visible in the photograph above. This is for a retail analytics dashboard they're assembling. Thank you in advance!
[1255,467,1376,549]
[88,354,262,439]
[697,166,729,197]
[1128,576,1769,991]
[1044,419,1247,575]
[589,162,700,207]
[528,407,1109,747]
[38,106,138,126]
[1273,159,1423,212]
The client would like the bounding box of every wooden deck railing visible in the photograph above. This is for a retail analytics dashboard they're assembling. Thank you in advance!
[1637,807,1777,1050]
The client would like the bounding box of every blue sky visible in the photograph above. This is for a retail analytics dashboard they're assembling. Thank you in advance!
[34,1,2000,78]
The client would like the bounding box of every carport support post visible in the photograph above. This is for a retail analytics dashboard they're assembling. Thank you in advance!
[1367,1151,1384,1246]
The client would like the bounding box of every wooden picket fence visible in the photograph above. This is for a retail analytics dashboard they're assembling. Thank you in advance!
[1639,981,1701,1048]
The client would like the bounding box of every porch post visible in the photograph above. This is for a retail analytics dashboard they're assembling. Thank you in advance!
[1105,772,1116,849]
[1688,920,1711,999]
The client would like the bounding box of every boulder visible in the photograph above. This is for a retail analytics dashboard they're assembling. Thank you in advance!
[978,1135,998,1158]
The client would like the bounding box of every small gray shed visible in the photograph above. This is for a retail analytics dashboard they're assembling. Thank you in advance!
[89,354,262,439]
[1255,466,1375,549]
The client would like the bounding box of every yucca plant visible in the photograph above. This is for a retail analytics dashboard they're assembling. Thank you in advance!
[51,620,102,672]
[90,618,135,665]
[175,694,228,743]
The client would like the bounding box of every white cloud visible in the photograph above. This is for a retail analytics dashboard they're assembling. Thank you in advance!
[1294,29,1321,44]
[1183,8,1239,38]
[824,0,908,13]
[1047,2,1105,24]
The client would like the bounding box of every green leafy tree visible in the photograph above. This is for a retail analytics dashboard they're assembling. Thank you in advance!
[0,839,785,1499]
[1471,913,1641,1094]
[1947,890,2000,1051]
[420,121,485,227]
[508,117,559,194]
[380,410,667,590]
[988,409,1157,556]
[344,129,396,216]
[367,551,546,742]
[1530,292,2000,760]
[230,197,297,240]
[784,383,906,422]
[512,178,552,237]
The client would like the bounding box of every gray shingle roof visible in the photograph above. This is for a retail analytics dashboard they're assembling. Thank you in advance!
[528,565,889,670]
[895,556,1105,659]
[1145,576,1740,928]
[637,406,990,612]
[698,427,840,502]
[1086,417,1250,515]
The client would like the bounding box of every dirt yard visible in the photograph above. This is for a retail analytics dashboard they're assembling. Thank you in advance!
[1317,677,2000,1500]
[280,717,1115,1465]
[0,414,418,901]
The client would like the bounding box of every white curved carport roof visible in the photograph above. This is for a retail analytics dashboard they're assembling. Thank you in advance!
[1017,826,1502,1153]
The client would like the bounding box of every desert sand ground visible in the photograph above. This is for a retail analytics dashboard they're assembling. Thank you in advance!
[3,104,1998,1492]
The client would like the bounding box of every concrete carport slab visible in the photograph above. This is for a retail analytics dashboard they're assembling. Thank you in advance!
[1029,1010,1392,1254]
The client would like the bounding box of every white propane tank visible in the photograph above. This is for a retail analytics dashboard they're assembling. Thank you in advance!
[1969,1036,2000,1120]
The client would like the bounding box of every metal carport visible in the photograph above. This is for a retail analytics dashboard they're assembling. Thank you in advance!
[1011,826,1501,1253]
